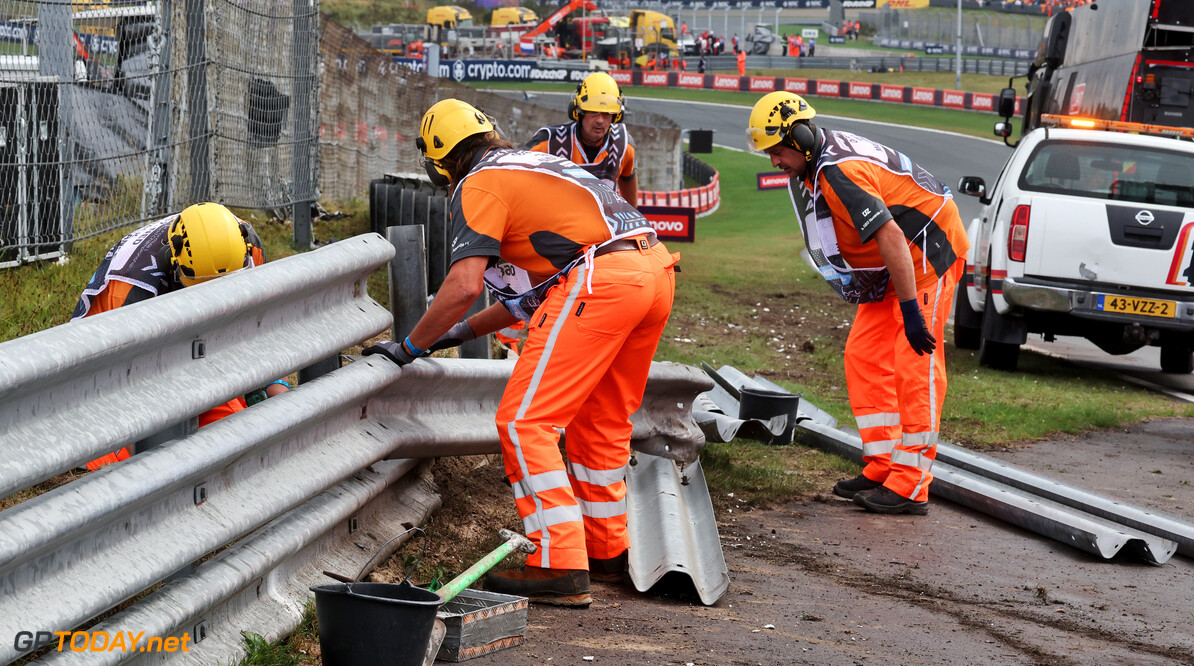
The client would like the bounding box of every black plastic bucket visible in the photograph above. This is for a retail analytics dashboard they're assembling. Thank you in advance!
[738,387,801,445]
[312,579,442,666]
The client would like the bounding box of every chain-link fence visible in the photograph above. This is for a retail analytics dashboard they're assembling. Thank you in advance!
[864,7,1046,51]
[0,0,319,268]
[1,2,682,269]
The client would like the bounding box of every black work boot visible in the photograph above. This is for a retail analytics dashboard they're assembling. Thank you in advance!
[484,566,592,607]
[832,474,883,499]
[852,486,929,515]
[589,551,628,584]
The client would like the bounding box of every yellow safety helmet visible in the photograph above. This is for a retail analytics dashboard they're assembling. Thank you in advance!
[746,92,818,162]
[416,98,495,186]
[569,72,625,123]
[168,203,251,287]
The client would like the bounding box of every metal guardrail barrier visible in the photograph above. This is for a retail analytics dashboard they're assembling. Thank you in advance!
[935,444,1194,559]
[0,234,395,498]
[0,356,710,664]
[0,232,712,663]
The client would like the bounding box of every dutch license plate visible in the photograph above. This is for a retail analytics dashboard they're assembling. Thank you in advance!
[1096,294,1177,318]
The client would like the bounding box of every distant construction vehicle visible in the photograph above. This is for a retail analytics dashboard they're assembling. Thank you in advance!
[517,0,602,57]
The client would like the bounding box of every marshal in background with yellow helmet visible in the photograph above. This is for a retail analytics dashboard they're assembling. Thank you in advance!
[525,72,638,207]
[73,203,266,318]
[746,91,970,516]
[72,202,287,470]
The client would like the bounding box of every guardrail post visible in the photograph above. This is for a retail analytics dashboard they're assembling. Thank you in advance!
[134,418,199,454]
[459,294,491,360]
[299,356,342,384]
[387,225,428,340]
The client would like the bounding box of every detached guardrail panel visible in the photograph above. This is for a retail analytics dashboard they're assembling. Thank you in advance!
[0,233,395,497]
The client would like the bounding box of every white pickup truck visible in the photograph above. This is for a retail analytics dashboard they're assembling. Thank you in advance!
[954,117,1194,373]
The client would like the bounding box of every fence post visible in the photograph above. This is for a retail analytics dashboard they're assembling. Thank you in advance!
[143,1,175,218]
[292,0,316,250]
[185,0,210,201]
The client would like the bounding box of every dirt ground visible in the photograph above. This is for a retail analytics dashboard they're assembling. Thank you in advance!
[364,417,1194,666]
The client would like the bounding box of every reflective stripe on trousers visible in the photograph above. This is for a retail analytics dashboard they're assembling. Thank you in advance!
[495,242,677,568]
[843,260,962,501]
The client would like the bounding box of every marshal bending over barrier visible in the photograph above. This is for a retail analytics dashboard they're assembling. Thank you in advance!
[746,92,969,515]
[364,98,679,606]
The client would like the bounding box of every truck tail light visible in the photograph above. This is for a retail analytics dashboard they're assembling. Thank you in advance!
[1008,205,1030,262]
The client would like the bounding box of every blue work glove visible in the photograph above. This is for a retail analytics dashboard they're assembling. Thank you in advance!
[428,321,477,353]
[362,337,421,366]
[899,298,936,356]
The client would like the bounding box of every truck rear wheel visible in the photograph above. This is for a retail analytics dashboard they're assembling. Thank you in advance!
[953,290,981,350]
[1160,344,1194,374]
[978,297,1020,371]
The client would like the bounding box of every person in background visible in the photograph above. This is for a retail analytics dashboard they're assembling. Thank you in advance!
[365,98,678,606]
[73,203,289,469]
[698,53,707,73]
[525,71,638,205]
[737,48,746,76]
[745,92,969,515]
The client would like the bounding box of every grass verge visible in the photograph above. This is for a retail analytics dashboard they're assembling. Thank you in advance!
[237,600,319,665]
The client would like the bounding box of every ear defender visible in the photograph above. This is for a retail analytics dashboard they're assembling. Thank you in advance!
[423,158,450,187]
[789,121,816,163]
[568,82,583,122]
[416,135,450,187]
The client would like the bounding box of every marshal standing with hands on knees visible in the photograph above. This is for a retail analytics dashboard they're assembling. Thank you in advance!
[363,99,679,606]
[745,92,969,515]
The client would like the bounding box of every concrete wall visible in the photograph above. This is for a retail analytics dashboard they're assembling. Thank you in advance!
[318,17,683,202]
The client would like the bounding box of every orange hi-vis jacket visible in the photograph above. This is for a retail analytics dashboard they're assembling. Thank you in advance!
[450,148,651,281]
[791,127,970,303]
[452,147,677,570]
[791,129,969,504]
[525,122,636,194]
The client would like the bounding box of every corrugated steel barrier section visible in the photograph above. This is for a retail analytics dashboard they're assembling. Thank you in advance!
[795,420,1179,566]
[701,364,1189,566]
[627,453,729,606]
[0,233,715,663]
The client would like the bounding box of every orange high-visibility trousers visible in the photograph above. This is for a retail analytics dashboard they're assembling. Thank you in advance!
[844,260,964,502]
[85,398,247,470]
[496,240,676,570]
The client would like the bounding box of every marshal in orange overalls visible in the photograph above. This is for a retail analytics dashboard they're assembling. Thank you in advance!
[451,148,678,570]
[803,129,970,502]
